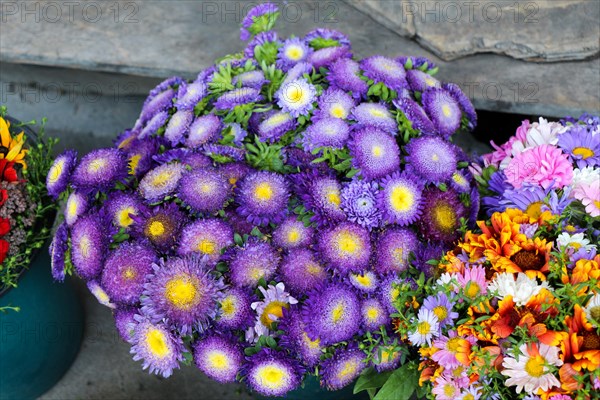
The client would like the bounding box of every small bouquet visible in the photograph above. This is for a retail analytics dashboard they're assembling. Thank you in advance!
[0,108,58,311]
[47,3,479,397]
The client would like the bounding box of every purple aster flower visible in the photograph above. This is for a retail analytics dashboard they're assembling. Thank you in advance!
[229,239,280,287]
[139,111,169,139]
[326,58,368,100]
[349,271,379,293]
[236,171,290,226]
[277,37,312,71]
[219,162,251,187]
[146,77,182,105]
[278,307,323,368]
[374,227,419,274]
[64,191,90,226]
[193,334,244,383]
[302,282,361,345]
[372,346,401,372]
[139,87,175,124]
[71,212,108,280]
[349,127,401,180]
[275,78,316,118]
[130,316,184,378]
[351,103,397,134]
[186,115,222,148]
[393,96,436,135]
[104,193,148,230]
[164,109,194,145]
[417,187,466,244]
[152,148,210,169]
[442,82,477,130]
[141,255,225,335]
[379,275,415,313]
[317,222,371,274]
[132,203,185,252]
[178,168,230,213]
[282,147,322,170]
[114,306,137,343]
[87,280,116,309]
[406,69,440,92]
[397,56,437,71]
[305,28,351,49]
[126,137,159,178]
[272,217,313,250]
[175,81,207,111]
[279,249,327,295]
[308,46,351,69]
[320,344,366,390]
[257,111,297,142]
[360,56,407,91]
[46,149,77,199]
[243,348,303,397]
[498,184,549,217]
[377,172,423,226]
[224,122,248,146]
[244,30,280,59]
[115,129,137,150]
[240,3,278,41]
[450,170,473,193]
[340,179,381,230]
[203,144,246,162]
[246,282,298,342]
[314,88,355,121]
[49,222,68,282]
[360,298,390,331]
[422,87,462,138]
[101,241,156,305]
[545,187,574,215]
[233,70,268,89]
[294,170,346,227]
[405,135,458,183]
[558,124,600,168]
[71,148,128,191]
[215,287,255,330]
[281,62,313,87]
[214,87,263,110]
[178,218,233,264]
[302,117,350,152]
[138,162,185,202]
[422,293,458,328]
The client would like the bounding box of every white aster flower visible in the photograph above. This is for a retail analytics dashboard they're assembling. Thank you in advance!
[436,272,459,291]
[275,78,316,117]
[585,293,600,327]
[487,272,549,307]
[246,282,297,343]
[556,232,596,252]
[408,308,439,347]
[571,167,600,196]
[502,342,563,394]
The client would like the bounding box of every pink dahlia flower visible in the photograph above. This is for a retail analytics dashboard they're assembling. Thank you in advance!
[505,144,573,189]
[573,179,600,217]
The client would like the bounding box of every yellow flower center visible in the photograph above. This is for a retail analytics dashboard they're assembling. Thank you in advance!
[443,383,457,397]
[391,287,400,301]
[229,177,238,185]
[390,186,414,212]
[337,360,358,380]
[79,235,91,258]
[287,86,305,103]
[164,276,199,311]
[569,242,582,250]
[122,267,136,280]
[255,365,286,390]
[572,147,594,159]
[47,159,65,183]
[306,262,323,276]
[336,232,360,255]
[260,301,288,327]
[287,229,300,244]
[331,302,345,323]
[207,351,229,370]
[354,274,372,287]
[589,305,600,322]
[129,154,141,175]
[266,113,290,126]
[433,204,456,231]
[254,182,273,201]
[330,105,346,119]
[463,394,475,400]
[327,191,341,206]
[432,305,448,322]
[87,158,107,173]
[524,355,546,378]
[432,153,440,162]
[145,328,169,358]
[525,201,543,220]
[465,282,481,298]
[152,170,173,188]
[392,248,404,264]
[302,332,321,349]
[221,296,236,316]
[366,307,379,322]
[285,45,304,61]
[425,77,436,87]
[595,200,600,210]
[452,172,466,186]
[148,221,165,237]
[369,109,386,118]
[417,321,431,335]
[372,145,383,157]
[442,104,451,118]
[197,239,216,255]
[117,207,136,227]
[199,183,213,194]
[67,198,79,218]
[446,337,462,353]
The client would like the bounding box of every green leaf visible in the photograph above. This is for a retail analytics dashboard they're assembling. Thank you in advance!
[234,233,244,246]
[353,368,394,394]
[373,363,418,400]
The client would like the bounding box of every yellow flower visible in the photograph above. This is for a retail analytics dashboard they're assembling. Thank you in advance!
[0,116,28,169]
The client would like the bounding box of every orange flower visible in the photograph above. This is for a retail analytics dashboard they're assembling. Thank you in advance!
[566,258,600,295]
[438,250,465,274]
[561,305,600,372]
[492,237,552,280]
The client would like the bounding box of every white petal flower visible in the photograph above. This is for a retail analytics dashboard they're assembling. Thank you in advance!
[488,272,548,306]
[502,343,563,394]
[585,293,600,327]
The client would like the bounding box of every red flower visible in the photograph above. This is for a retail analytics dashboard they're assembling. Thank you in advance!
[0,239,9,264]
[0,189,6,207]
[0,217,9,236]
[0,159,17,182]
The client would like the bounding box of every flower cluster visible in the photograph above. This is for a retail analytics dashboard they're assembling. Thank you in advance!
[47,4,478,396]
[476,115,600,219]
[391,207,599,400]
[0,112,58,308]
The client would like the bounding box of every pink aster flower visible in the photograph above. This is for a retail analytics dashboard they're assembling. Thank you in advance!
[505,144,573,189]
[573,178,600,217]
[456,266,487,299]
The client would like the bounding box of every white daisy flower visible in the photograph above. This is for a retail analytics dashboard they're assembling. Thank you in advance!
[246,282,297,343]
[275,78,316,117]
[436,272,459,291]
[571,166,600,198]
[487,272,549,307]
[408,308,439,347]
[556,232,596,252]
[501,343,563,394]
[585,293,600,327]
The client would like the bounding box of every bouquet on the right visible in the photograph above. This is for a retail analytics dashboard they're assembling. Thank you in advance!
[476,114,599,219]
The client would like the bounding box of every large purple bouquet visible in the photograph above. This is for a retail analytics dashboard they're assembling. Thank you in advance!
[47,4,479,397]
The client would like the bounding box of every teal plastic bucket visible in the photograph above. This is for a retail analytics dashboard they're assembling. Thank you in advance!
[0,244,84,400]
[254,375,370,400]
